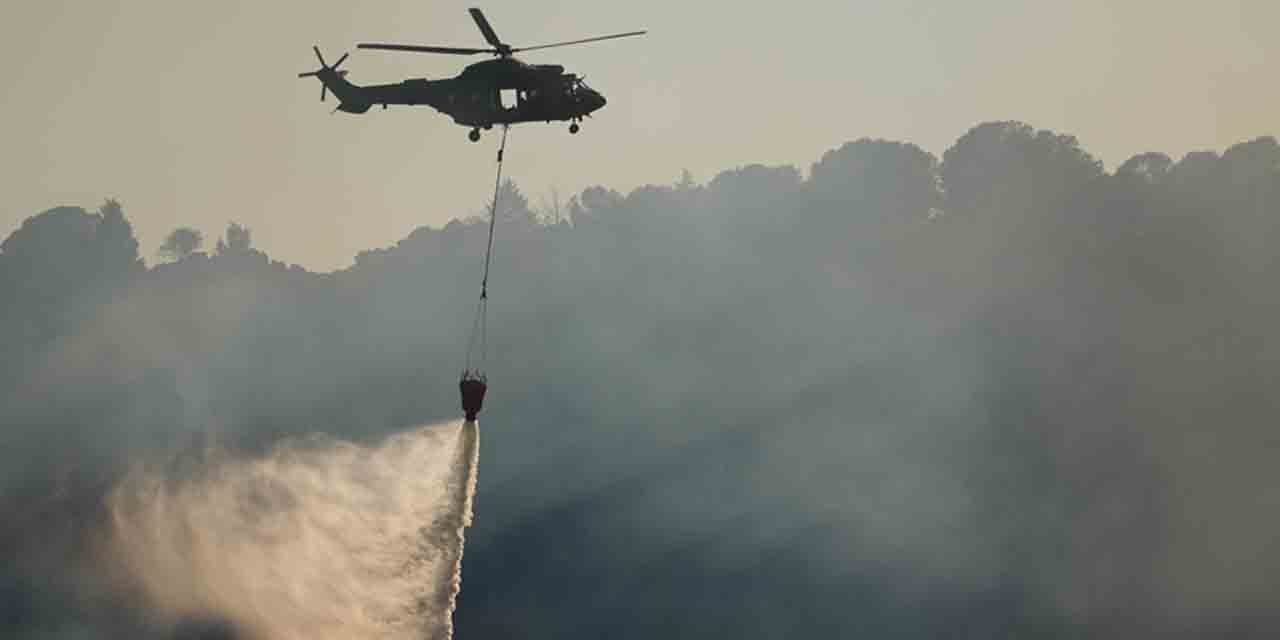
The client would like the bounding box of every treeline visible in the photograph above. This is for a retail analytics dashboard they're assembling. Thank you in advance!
[2,121,1278,638]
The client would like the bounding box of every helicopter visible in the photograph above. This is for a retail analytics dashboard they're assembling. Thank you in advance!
[299,8,645,142]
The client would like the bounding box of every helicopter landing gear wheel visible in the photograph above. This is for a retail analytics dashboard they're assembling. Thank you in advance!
[569,122,580,134]
[469,128,481,142]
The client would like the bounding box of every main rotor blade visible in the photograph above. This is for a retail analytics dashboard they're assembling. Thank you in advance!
[298,71,319,78]
[469,8,503,48]
[332,52,349,69]
[357,43,493,55]
[512,30,648,53]
[313,45,326,67]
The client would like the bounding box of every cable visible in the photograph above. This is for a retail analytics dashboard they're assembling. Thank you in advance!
[464,125,510,376]
[481,124,509,301]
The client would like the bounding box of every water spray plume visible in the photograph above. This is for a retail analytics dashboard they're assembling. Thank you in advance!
[102,420,481,640]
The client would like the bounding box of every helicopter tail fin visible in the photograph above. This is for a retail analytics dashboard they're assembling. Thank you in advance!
[298,46,368,112]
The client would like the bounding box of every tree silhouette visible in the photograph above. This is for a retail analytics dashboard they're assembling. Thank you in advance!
[95,199,143,275]
[158,227,203,261]
[941,121,1102,221]
[216,222,253,256]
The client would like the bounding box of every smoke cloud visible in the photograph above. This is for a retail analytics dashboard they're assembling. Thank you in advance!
[3,123,1279,637]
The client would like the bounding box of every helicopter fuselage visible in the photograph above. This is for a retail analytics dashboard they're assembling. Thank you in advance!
[321,57,606,129]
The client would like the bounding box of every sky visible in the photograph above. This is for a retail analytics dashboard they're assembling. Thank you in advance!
[3,0,1276,271]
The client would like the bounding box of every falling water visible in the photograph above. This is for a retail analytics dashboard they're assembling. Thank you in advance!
[103,420,480,640]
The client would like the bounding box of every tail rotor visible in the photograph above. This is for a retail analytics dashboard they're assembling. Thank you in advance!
[298,46,349,102]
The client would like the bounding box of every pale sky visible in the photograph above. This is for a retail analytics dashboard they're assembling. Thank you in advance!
[3,0,1275,270]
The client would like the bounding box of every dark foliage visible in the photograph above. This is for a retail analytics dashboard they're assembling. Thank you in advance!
[2,123,1278,638]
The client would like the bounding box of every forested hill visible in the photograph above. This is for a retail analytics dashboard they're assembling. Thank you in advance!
[3,121,1279,638]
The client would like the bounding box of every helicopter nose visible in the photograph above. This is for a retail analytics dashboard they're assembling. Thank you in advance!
[588,90,606,112]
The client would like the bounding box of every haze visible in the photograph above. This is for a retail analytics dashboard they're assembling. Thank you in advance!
[2,0,1275,270]
[4,2,1280,637]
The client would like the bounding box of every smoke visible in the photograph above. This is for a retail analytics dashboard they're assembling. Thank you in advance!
[101,420,480,640]
[5,127,1278,636]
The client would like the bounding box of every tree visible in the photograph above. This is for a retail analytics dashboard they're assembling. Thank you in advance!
[808,139,942,221]
[217,222,252,255]
[158,227,203,261]
[496,179,534,225]
[566,185,624,226]
[0,204,144,362]
[704,163,802,232]
[940,121,1102,221]
[675,168,698,191]
[1116,152,1173,184]
[95,199,143,275]
[538,187,565,226]
[796,140,942,277]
